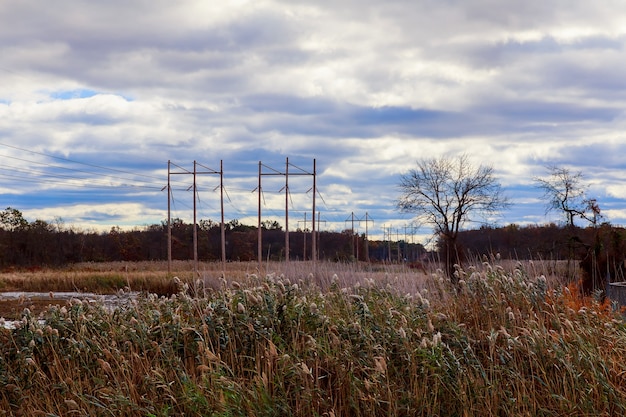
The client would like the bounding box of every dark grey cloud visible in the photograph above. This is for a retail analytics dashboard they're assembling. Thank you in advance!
[236,94,471,138]
[541,142,626,170]
[479,100,620,125]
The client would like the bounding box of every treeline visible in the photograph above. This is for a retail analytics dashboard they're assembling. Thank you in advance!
[455,222,626,287]
[456,223,625,259]
[0,208,427,268]
[3,206,625,285]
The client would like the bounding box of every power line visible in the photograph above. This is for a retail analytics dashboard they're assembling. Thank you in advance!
[0,150,350,248]
[0,144,201,193]
[0,142,165,182]
[0,153,183,190]
[0,162,160,187]
[0,171,164,191]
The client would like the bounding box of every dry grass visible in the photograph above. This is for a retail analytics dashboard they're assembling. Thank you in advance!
[2,259,623,416]
[0,257,575,294]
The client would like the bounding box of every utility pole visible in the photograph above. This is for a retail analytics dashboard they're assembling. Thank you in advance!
[316,211,326,261]
[297,212,308,261]
[363,212,374,263]
[194,161,226,276]
[257,158,316,266]
[285,157,290,262]
[257,161,262,272]
[312,159,316,267]
[345,212,357,260]
[166,160,225,276]
[404,224,408,263]
[397,228,401,263]
[257,161,284,267]
[285,158,316,264]
[166,161,171,274]
[410,225,416,262]
[193,161,198,275]
[166,161,193,275]
[387,226,392,263]
[219,160,226,271]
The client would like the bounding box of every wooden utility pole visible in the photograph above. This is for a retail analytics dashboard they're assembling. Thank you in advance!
[167,160,225,275]
[397,228,401,262]
[316,211,326,261]
[345,212,357,260]
[363,212,373,263]
[257,161,284,268]
[312,159,317,265]
[166,161,171,274]
[387,226,392,263]
[219,160,226,271]
[257,158,316,266]
[194,161,226,276]
[286,158,316,264]
[257,161,262,272]
[298,212,308,260]
[193,161,198,275]
[285,157,290,263]
[167,161,193,275]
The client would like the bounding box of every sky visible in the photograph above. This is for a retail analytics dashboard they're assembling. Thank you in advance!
[2,0,626,243]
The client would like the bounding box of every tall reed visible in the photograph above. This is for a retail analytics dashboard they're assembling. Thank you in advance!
[1,260,625,416]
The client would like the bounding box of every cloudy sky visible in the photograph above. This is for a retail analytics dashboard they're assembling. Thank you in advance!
[1,0,626,242]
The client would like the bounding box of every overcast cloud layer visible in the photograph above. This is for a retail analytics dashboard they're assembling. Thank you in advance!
[1,0,626,241]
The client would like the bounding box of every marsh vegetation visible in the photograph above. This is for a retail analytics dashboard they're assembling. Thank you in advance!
[1,260,625,416]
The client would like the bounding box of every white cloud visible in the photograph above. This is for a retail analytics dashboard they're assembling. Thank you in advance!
[0,0,626,244]
[24,203,166,231]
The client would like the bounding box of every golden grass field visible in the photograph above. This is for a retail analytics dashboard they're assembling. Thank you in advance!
[3,258,624,416]
[0,258,571,319]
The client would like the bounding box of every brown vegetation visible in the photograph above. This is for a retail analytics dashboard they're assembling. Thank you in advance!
[1,260,625,416]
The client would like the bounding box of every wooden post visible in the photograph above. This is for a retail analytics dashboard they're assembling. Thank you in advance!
[193,161,198,276]
[285,157,289,263]
[312,159,316,266]
[167,160,172,274]
[257,161,262,272]
[220,160,226,272]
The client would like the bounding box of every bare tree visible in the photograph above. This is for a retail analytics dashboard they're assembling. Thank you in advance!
[397,155,509,281]
[534,166,604,285]
[534,166,600,227]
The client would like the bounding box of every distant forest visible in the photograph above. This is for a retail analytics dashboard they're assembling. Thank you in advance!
[1,208,625,281]
[0,208,425,267]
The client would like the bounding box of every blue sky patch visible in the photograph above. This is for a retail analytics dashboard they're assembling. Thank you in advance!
[48,89,135,102]
[50,89,100,100]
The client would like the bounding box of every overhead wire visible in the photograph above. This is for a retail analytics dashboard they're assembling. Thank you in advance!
[0,170,165,191]
[0,142,166,182]
[0,154,182,191]
[223,187,251,218]
[0,143,355,232]
[0,144,191,190]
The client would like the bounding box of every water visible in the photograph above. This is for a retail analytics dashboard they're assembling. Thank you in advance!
[0,291,138,328]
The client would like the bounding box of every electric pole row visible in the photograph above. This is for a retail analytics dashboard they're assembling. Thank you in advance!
[344,212,374,262]
[167,158,317,276]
